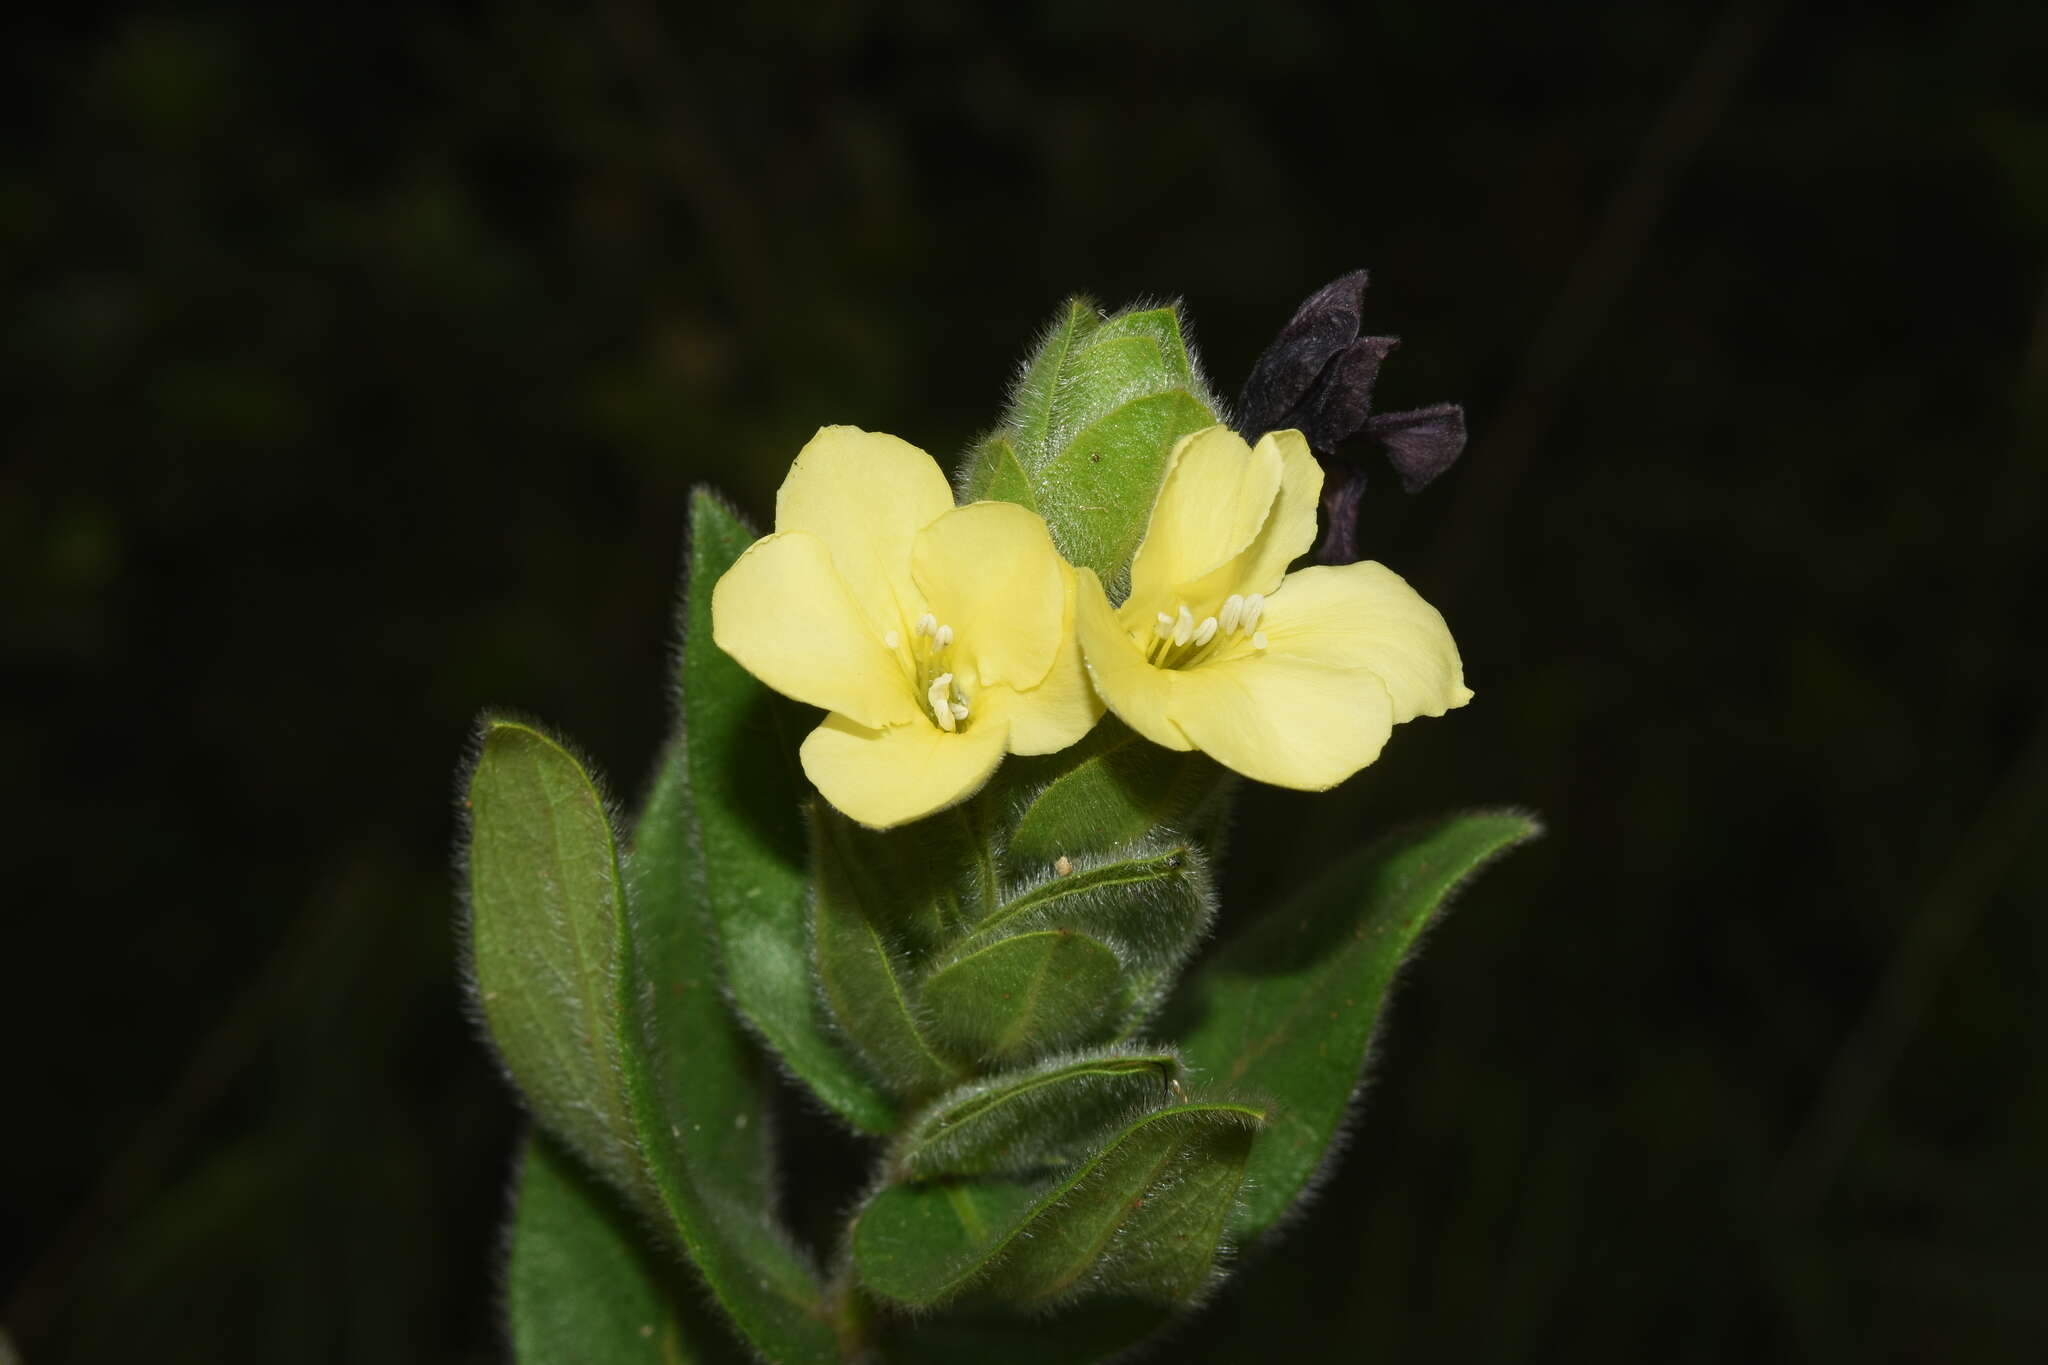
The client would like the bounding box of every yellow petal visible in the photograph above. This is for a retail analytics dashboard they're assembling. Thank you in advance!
[1167,653,1396,790]
[1126,426,1282,616]
[1004,566,1107,756]
[712,531,919,729]
[799,705,1012,830]
[1258,562,1473,723]
[1187,429,1322,603]
[774,426,955,628]
[1073,568,1192,753]
[911,501,1065,691]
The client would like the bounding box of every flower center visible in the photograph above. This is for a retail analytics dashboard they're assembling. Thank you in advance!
[885,610,973,731]
[1139,591,1269,669]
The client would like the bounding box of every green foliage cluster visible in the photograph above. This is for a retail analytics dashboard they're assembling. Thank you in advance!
[460,300,1532,1361]
[14,8,2045,1360]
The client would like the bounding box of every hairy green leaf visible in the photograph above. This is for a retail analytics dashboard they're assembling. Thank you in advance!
[628,745,772,1216]
[811,803,994,958]
[679,490,895,1134]
[1001,720,1229,869]
[1039,388,1214,586]
[852,1102,1263,1310]
[1049,336,1172,440]
[969,433,1038,510]
[958,298,1220,586]
[1089,307,1198,390]
[465,719,639,1192]
[998,296,1102,471]
[955,838,1214,984]
[893,1050,1182,1180]
[469,718,837,1362]
[508,1136,747,1365]
[921,931,1127,1066]
[986,1105,1257,1306]
[1170,810,1540,1236]
[811,809,967,1101]
[625,688,840,1363]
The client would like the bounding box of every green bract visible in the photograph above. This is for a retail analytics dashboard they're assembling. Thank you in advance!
[457,296,1535,1362]
[958,301,1220,594]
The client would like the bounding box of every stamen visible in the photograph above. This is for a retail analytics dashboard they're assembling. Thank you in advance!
[1252,630,1269,651]
[1192,616,1218,646]
[1220,594,1246,635]
[884,630,900,650]
[915,612,937,637]
[934,624,954,650]
[1172,604,1194,647]
[1243,593,1265,633]
[927,673,956,732]
[1154,612,1175,640]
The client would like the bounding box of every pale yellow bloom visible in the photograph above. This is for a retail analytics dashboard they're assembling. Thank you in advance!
[1075,425,1471,789]
[712,426,1101,829]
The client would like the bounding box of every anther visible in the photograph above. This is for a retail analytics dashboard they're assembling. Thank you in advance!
[1252,631,1269,651]
[1244,594,1265,632]
[1220,594,1246,634]
[884,630,900,650]
[1172,604,1194,647]
[927,673,956,732]
[1154,611,1175,640]
[934,624,954,650]
[950,701,969,720]
[1192,616,1218,646]
[915,612,937,637]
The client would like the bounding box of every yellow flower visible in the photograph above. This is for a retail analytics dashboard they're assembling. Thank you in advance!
[1074,425,1471,789]
[712,426,1101,829]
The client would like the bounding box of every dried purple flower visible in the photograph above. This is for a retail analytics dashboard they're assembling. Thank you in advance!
[1234,270,1467,564]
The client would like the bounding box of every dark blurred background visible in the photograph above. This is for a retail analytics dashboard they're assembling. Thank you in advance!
[6,1,2045,1360]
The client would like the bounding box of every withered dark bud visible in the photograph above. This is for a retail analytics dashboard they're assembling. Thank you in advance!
[1317,457,1370,565]
[1236,270,1376,438]
[1368,402,1467,493]
[1235,270,1467,564]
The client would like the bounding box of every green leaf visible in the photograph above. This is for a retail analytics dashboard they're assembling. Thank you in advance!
[1001,720,1230,868]
[1169,810,1541,1236]
[852,1102,1263,1310]
[954,838,1214,984]
[1001,296,1102,469]
[958,298,1221,586]
[893,1050,1182,1180]
[962,432,1038,510]
[920,930,1127,1066]
[986,1105,1257,1306]
[679,489,896,1134]
[625,689,841,1363]
[508,1136,746,1365]
[468,718,839,1363]
[856,1180,1042,1306]
[1050,336,1172,439]
[809,802,994,958]
[1089,306,1199,391]
[465,718,639,1193]
[811,808,967,1101]
[628,743,772,1214]
[1040,388,1215,587]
